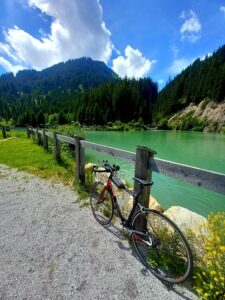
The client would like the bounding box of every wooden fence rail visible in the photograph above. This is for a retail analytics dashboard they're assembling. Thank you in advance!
[27,126,225,207]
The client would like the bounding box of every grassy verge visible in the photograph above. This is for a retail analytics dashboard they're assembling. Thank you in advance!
[0,130,76,186]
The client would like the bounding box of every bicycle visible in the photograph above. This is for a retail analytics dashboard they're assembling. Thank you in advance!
[90,160,193,284]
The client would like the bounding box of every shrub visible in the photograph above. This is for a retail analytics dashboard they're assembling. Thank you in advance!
[107,121,113,127]
[158,117,169,129]
[49,124,84,158]
[193,212,225,300]
[200,100,207,110]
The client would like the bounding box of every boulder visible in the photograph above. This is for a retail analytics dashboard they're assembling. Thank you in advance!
[164,206,208,235]
[121,194,163,218]
[85,163,95,171]
[149,195,164,212]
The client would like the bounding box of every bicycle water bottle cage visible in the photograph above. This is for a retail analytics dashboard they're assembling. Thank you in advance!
[111,175,125,189]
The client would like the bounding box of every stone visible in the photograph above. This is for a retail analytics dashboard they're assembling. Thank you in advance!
[149,195,164,212]
[164,206,208,235]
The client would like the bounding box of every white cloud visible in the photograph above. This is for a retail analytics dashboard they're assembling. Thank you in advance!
[168,57,195,75]
[158,79,164,84]
[220,6,225,14]
[0,56,25,74]
[180,10,201,42]
[201,53,212,61]
[170,44,179,58]
[0,0,113,72]
[112,45,156,78]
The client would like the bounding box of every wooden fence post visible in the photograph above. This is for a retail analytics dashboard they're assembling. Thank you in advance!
[2,126,7,139]
[36,127,42,145]
[35,127,38,144]
[26,125,31,138]
[53,132,61,161]
[43,129,48,151]
[75,136,85,183]
[134,145,156,208]
[30,127,35,143]
[31,127,36,143]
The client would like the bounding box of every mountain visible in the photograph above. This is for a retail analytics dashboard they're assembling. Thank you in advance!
[0,57,119,125]
[154,44,225,131]
[0,57,119,96]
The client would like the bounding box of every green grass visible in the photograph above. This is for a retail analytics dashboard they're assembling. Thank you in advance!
[0,129,27,140]
[0,132,76,186]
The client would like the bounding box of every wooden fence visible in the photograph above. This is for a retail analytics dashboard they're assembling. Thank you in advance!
[27,126,225,208]
[0,126,7,139]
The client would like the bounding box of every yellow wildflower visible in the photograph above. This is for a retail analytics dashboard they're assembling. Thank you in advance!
[219,246,225,252]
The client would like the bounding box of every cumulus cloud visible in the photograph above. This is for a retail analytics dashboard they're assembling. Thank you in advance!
[0,0,113,72]
[112,45,156,78]
[180,10,201,42]
[220,6,225,14]
[168,57,195,75]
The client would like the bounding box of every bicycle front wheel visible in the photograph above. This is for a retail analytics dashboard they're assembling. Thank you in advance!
[131,209,193,283]
[90,181,114,226]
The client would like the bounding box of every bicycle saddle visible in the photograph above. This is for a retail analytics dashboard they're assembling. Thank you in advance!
[133,177,153,186]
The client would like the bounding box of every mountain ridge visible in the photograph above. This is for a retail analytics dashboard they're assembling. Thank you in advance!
[0,57,119,94]
[153,44,225,131]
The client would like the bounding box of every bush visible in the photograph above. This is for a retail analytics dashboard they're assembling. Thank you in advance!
[49,124,84,158]
[200,100,207,110]
[193,212,225,299]
[158,117,169,129]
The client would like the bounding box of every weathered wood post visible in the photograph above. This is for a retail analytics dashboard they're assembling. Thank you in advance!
[43,129,48,151]
[31,127,36,143]
[134,146,156,208]
[53,132,61,161]
[2,126,7,139]
[36,127,42,145]
[26,125,30,138]
[75,136,85,183]
[35,127,38,144]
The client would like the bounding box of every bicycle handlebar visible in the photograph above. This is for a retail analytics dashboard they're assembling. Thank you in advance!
[93,160,120,174]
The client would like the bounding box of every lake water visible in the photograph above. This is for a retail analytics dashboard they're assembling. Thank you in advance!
[85,130,225,217]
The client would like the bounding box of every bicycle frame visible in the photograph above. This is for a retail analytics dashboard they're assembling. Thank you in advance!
[104,176,143,228]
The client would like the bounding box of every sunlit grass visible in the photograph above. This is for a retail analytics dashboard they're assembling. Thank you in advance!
[0,132,76,186]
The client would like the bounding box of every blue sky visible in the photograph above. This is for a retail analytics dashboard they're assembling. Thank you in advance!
[0,0,225,88]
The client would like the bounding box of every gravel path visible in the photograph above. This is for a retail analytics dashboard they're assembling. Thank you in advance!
[0,164,197,300]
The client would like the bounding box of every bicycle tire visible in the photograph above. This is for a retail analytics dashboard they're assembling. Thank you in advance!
[90,181,114,226]
[131,209,193,283]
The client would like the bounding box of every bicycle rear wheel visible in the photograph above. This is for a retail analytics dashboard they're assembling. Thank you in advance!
[131,209,193,283]
[90,181,114,226]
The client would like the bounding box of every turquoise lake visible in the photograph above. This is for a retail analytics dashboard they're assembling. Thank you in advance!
[84,130,225,217]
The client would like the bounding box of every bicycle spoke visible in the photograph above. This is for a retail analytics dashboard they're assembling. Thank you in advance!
[90,181,114,226]
[132,210,193,283]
